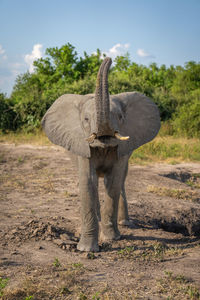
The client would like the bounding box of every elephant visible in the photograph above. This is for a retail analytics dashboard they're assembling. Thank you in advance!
[42,57,160,252]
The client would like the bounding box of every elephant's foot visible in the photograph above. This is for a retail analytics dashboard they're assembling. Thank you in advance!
[118,219,131,226]
[77,236,99,252]
[100,224,121,242]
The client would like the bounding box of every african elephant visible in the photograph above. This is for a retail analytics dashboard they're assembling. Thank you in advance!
[42,57,160,252]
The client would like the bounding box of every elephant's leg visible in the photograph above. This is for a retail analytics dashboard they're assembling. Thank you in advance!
[101,156,128,241]
[118,185,130,226]
[118,161,130,226]
[77,156,99,252]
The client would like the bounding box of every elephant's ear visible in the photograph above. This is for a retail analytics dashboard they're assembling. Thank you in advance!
[114,92,160,157]
[42,94,91,158]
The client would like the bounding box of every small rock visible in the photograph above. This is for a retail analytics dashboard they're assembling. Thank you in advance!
[33,228,40,236]
[53,239,63,246]
[74,230,80,238]
[27,220,35,226]
[60,233,70,241]
[65,240,76,246]
[19,226,26,230]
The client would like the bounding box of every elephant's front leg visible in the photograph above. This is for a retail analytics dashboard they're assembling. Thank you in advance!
[77,156,99,252]
[101,156,128,241]
[118,184,130,226]
[118,159,131,226]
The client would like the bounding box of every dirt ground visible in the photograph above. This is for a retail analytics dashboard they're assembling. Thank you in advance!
[0,143,200,300]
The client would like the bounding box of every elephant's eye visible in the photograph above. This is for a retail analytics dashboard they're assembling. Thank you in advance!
[85,117,89,122]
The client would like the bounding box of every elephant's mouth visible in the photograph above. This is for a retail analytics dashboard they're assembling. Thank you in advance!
[86,132,129,148]
[88,135,118,148]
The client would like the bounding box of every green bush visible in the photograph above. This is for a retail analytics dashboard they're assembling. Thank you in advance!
[0,93,17,132]
[172,89,200,138]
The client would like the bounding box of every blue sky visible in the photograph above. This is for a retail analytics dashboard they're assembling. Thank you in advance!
[0,0,200,95]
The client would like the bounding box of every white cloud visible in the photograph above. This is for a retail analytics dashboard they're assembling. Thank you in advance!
[0,45,7,60]
[24,44,43,72]
[0,44,5,55]
[103,43,130,60]
[137,48,154,58]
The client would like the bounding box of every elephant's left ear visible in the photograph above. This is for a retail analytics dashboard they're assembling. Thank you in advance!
[42,94,91,158]
[114,92,161,157]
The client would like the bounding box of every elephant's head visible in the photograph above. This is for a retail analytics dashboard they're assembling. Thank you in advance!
[42,57,160,158]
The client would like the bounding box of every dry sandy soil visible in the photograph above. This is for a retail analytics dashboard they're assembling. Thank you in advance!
[0,143,200,300]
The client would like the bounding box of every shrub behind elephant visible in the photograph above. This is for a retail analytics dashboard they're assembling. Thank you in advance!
[42,57,160,252]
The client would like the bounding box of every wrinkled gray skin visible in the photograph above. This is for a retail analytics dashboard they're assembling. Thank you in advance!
[42,58,160,252]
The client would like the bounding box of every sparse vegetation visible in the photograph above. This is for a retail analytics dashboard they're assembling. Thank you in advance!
[147,185,200,202]
[53,257,61,267]
[186,173,200,189]
[130,136,200,164]
[157,271,200,299]
[117,242,183,262]
[0,277,9,297]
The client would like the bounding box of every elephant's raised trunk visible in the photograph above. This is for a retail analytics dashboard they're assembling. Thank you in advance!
[95,57,113,136]
[86,57,129,144]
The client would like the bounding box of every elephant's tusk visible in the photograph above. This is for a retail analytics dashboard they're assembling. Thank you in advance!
[114,132,130,141]
[86,133,97,143]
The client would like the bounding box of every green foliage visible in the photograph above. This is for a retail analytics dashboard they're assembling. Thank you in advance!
[0,93,17,132]
[0,42,199,138]
[53,258,61,267]
[0,277,9,297]
[114,53,131,71]
[172,89,200,138]
[129,137,200,164]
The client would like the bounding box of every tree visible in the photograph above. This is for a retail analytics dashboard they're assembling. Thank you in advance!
[114,53,131,71]
[172,89,200,137]
[0,93,17,131]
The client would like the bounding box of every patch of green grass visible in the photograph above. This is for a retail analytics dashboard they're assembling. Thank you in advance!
[71,262,84,269]
[0,130,51,145]
[0,277,9,297]
[117,243,183,262]
[118,246,135,256]
[18,156,25,164]
[130,136,200,164]
[186,173,200,189]
[92,292,101,300]
[147,185,200,202]
[79,292,88,300]
[53,258,61,268]
[157,271,200,299]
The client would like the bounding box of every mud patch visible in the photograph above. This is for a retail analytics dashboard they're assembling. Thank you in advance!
[1,219,78,251]
[161,171,200,188]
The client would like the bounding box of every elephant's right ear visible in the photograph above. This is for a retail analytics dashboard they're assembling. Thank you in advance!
[42,94,91,158]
